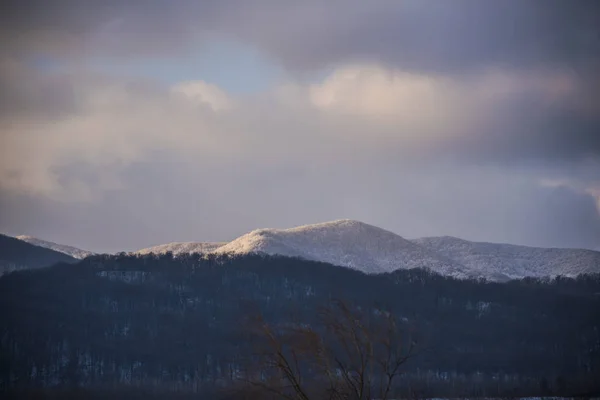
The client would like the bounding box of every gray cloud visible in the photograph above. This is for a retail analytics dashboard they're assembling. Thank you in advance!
[238,1,600,75]
[442,97,600,165]
[0,57,79,120]
[2,1,599,165]
[2,1,599,73]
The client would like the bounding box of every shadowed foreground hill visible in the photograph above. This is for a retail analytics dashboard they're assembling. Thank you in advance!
[0,234,77,275]
[0,252,599,398]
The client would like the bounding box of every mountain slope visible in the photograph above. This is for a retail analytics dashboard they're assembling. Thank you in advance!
[0,234,77,275]
[128,221,598,281]
[213,219,484,278]
[413,236,600,280]
[133,242,227,256]
[16,235,94,259]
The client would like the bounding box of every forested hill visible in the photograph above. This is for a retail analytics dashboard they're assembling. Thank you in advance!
[0,233,77,275]
[1,252,599,398]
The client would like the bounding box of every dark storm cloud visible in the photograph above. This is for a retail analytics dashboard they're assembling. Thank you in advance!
[2,0,599,73]
[440,97,600,165]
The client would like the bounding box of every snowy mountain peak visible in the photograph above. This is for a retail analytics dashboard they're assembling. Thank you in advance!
[286,219,371,231]
[15,235,94,259]
[124,220,600,281]
[214,220,481,278]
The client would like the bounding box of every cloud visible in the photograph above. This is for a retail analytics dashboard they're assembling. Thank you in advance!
[1,1,599,250]
[171,81,233,112]
[3,1,599,74]
[1,63,598,200]
[304,65,599,165]
[307,65,581,134]
[0,56,80,120]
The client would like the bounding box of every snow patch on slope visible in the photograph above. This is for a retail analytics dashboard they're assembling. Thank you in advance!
[413,236,600,280]
[134,242,227,256]
[16,236,94,259]
[213,219,485,278]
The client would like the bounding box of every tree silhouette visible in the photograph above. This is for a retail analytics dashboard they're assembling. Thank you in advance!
[242,299,417,400]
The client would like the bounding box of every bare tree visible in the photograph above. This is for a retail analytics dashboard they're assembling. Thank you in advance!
[239,299,417,400]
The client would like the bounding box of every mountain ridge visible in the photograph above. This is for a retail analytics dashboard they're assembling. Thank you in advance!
[412,235,600,280]
[16,235,94,259]
[0,234,77,275]
[212,219,488,279]
[11,220,599,281]
[131,220,600,281]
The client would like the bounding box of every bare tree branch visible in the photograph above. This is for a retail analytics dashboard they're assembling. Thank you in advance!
[242,299,420,400]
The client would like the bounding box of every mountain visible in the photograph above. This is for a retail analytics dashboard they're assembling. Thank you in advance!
[0,234,77,275]
[213,219,484,279]
[413,236,600,280]
[133,241,227,256]
[128,220,598,281]
[16,235,94,259]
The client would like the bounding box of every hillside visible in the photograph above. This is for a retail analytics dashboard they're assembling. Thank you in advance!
[0,234,77,275]
[413,236,600,280]
[1,253,598,397]
[212,219,484,278]
[16,235,94,259]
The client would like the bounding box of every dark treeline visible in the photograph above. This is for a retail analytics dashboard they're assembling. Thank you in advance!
[1,252,599,398]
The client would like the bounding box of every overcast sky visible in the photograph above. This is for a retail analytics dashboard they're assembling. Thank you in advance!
[1,0,599,253]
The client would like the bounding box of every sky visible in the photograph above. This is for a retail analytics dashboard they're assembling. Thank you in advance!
[1,0,600,253]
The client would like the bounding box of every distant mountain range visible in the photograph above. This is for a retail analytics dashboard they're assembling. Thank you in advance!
[3,219,600,281]
[133,219,599,281]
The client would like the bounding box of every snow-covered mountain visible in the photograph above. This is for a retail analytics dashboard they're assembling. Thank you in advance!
[134,242,227,256]
[15,235,94,259]
[212,220,485,278]
[412,236,600,280]
[111,220,600,281]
